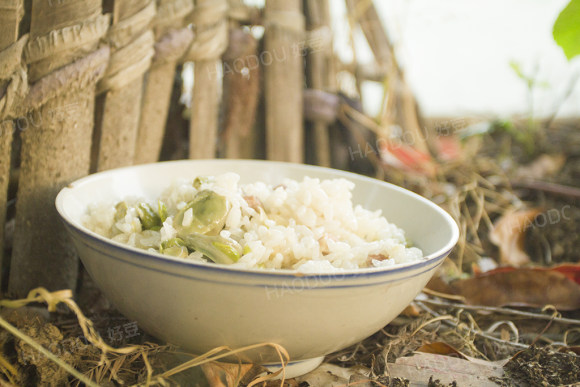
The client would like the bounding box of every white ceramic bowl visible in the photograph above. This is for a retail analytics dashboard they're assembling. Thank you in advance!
[56,160,458,376]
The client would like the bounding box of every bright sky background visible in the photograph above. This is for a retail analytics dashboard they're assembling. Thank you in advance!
[248,0,580,119]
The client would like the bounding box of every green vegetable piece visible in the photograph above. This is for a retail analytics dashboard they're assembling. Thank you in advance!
[193,176,214,189]
[114,201,128,221]
[180,233,241,264]
[160,238,188,258]
[161,238,186,250]
[174,190,229,235]
[158,201,168,223]
[137,202,162,230]
[162,245,189,258]
[243,245,252,255]
[212,241,241,262]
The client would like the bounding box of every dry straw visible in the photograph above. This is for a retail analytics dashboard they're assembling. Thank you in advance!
[0,288,290,386]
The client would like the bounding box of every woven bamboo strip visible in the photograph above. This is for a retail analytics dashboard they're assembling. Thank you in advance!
[9,0,109,297]
[134,0,193,165]
[264,0,304,162]
[0,0,23,289]
[93,0,155,171]
[185,0,228,159]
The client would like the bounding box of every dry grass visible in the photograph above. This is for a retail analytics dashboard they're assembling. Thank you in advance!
[0,288,290,386]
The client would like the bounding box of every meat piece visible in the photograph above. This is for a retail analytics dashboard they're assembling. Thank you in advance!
[319,234,339,256]
[367,253,389,266]
[243,195,264,213]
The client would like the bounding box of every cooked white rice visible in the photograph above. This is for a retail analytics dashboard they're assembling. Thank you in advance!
[84,173,424,272]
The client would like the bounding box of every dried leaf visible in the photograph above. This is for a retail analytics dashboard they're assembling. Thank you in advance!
[427,268,580,310]
[401,303,421,317]
[478,264,580,286]
[417,342,467,358]
[386,352,504,386]
[550,264,580,285]
[379,140,436,177]
[434,135,462,161]
[489,209,542,266]
[514,154,566,180]
[294,363,356,386]
[202,362,255,387]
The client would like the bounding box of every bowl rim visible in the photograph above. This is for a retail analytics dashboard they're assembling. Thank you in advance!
[56,159,460,280]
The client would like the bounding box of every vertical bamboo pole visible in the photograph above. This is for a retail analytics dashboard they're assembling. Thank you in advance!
[220,0,260,159]
[305,0,335,167]
[134,0,193,165]
[345,0,428,154]
[0,0,25,291]
[9,0,109,297]
[264,0,304,163]
[222,27,260,159]
[185,0,229,159]
[93,0,155,171]
[190,61,220,158]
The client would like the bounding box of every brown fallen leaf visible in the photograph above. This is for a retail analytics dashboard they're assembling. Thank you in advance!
[379,140,437,177]
[294,363,357,386]
[427,268,580,310]
[418,342,508,368]
[417,342,468,359]
[514,153,566,180]
[480,264,580,286]
[489,208,542,266]
[433,135,462,162]
[401,302,422,317]
[201,362,259,387]
[386,352,505,386]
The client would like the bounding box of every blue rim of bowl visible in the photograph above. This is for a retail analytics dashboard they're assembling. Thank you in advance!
[56,159,460,282]
[65,224,453,286]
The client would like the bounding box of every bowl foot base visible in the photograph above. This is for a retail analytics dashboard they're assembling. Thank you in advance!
[264,356,324,379]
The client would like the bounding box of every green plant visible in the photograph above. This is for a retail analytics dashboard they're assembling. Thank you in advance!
[553,0,580,60]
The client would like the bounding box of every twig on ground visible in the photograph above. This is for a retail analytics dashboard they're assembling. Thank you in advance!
[421,298,580,326]
[415,301,529,349]
[421,288,466,302]
[511,179,580,199]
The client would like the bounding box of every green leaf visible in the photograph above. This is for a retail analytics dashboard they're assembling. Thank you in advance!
[509,61,525,80]
[553,0,580,60]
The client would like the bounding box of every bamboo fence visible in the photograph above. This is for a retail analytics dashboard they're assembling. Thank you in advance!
[0,0,427,298]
